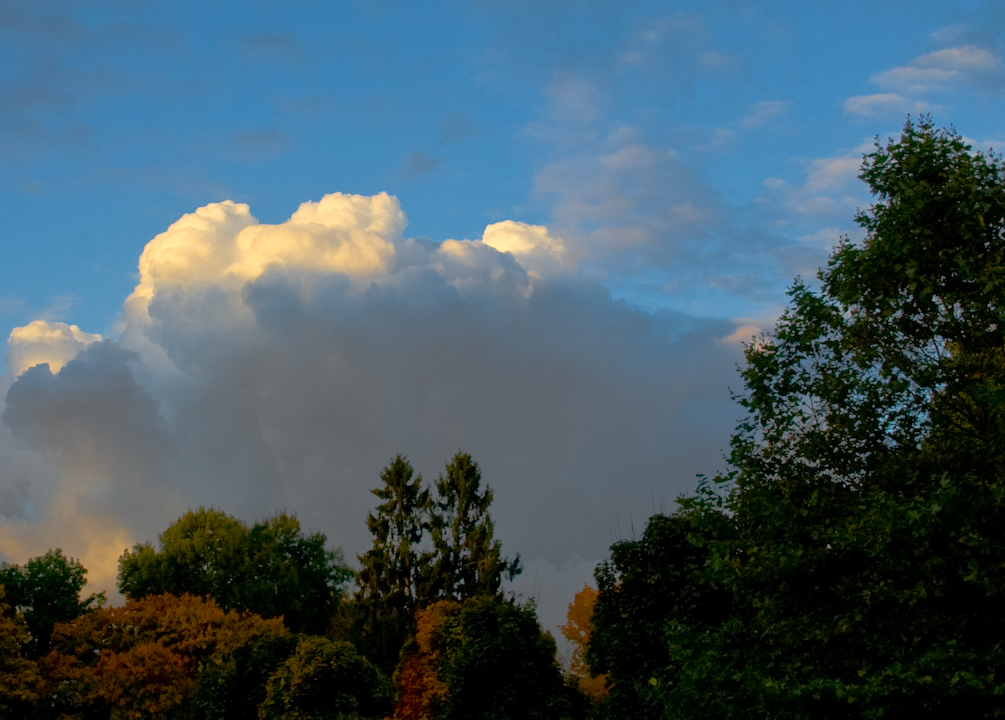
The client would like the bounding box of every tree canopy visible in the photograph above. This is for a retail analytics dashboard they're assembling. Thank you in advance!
[118,508,352,635]
[0,548,104,658]
[623,117,1005,718]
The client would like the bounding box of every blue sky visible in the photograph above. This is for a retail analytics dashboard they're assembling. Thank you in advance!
[2,0,1004,640]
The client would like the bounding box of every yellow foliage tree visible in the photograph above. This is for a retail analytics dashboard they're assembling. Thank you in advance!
[559,584,607,700]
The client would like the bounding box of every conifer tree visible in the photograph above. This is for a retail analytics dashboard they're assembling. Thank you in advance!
[429,452,521,601]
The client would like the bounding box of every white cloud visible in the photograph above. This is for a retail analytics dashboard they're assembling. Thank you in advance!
[127,192,406,318]
[6,320,101,377]
[869,44,1001,95]
[844,93,931,118]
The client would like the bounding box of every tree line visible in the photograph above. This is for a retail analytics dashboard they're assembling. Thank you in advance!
[2,117,1005,718]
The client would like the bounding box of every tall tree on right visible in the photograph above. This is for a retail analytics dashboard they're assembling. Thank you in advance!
[429,452,521,601]
[669,117,1005,718]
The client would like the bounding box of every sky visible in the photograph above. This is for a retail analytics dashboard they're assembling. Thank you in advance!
[2,0,1005,646]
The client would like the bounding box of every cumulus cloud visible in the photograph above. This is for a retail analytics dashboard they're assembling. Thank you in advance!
[6,320,101,377]
[0,192,744,629]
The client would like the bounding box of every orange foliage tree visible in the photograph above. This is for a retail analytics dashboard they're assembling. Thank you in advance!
[393,600,458,720]
[560,584,608,700]
[43,592,287,719]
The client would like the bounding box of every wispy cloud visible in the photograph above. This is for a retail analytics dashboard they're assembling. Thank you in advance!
[870,44,1002,95]
[399,150,442,178]
[844,93,931,118]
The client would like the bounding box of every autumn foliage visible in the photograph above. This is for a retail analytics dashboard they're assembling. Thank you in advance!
[393,600,458,720]
[560,584,607,701]
[43,592,288,718]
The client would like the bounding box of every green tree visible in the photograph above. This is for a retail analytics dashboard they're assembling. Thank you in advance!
[354,455,432,672]
[258,635,392,720]
[587,511,730,720]
[118,508,352,635]
[0,548,104,658]
[429,452,521,601]
[671,117,1005,718]
[396,596,586,720]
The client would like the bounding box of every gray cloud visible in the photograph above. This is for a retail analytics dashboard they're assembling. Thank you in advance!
[0,194,746,626]
[399,150,443,178]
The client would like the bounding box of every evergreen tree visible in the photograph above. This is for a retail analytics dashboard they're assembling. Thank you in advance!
[354,455,432,671]
[430,452,521,601]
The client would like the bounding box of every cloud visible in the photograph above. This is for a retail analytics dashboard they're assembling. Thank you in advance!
[240,32,305,66]
[481,220,567,273]
[844,93,931,118]
[233,127,288,158]
[0,192,744,615]
[399,150,443,178]
[870,44,1002,95]
[6,320,101,377]
[439,111,478,144]
[760,146,869,221]
[741,100,789,130]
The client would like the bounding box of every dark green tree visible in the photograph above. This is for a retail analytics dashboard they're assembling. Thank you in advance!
[0,548,103,658]
[398,595,586,720]
[587,511,730,720]
[668,117,1005,718]
[258,635,392,720]
[118,507,352,635]
[354,454,432,672]
[187,634,299,720]
[430,452,521,601]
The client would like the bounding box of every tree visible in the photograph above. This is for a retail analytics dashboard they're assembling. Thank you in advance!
[587,511,729,720]
[354,455,432,671]
[351,452,521,672]
[0,588,44,717]
[672,117,1005,717]
[394,596,585,720]
[559,584,607,701]
[118,508,352,634]
[429,452,521,601]
[0,548,104,657]
[43,592,288,719]
[258,635,392,720]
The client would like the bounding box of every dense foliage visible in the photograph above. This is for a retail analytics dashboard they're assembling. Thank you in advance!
[118,508,352,634]
[0,548,104,657]
[586,117,1005,719]
[395,596,585,720]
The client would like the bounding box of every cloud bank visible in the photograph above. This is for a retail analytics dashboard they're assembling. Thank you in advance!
[0,192,744,633]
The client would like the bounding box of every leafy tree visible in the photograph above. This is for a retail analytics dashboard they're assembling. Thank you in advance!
[354,455,432,671]
[429,452,521,601]
[44,592,288,719]
[0,588,44,717]
[587,511,729,720]
[669,117,1005,717]
[118,508,352,634]
[395,596,585,720]
[187,634,299,720]
[258,635,392,720]
[0,548,104,657]
[559,584,607,701]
